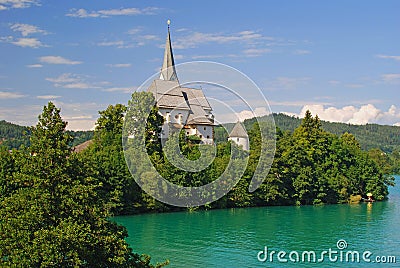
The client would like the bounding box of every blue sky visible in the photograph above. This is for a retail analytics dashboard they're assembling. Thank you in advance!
[0,0,399,130]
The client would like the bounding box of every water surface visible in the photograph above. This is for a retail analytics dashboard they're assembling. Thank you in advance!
[114,175,400,267]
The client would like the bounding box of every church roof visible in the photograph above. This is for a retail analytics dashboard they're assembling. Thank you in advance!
[148,21,214,126]
[148,80,190,110]
[159,23,178,82]
[229,121,248,138]
[73,140,93,153]
[189,88,212,111]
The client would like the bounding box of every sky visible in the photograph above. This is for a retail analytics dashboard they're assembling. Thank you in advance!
[0,0,399,130]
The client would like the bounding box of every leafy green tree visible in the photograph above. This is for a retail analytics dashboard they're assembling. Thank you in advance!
[254,129,293,205]
[123,92,167,212]
[368,148,392,175]
[79,104,136,213]
[0,146,16,198]
[0,102,166,267]
[389,148,400,174]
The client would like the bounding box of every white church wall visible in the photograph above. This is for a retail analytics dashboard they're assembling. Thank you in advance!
[228,136,249,151]
[196,125,213,144]
[159,108,189,125]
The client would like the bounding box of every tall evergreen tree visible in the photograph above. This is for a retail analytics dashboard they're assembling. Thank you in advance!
[0,102,165,267]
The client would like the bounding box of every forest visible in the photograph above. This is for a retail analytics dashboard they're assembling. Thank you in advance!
[0,119,93,149]
[41,92,399,214]
[2,111,400,154]
[0,92,397,266]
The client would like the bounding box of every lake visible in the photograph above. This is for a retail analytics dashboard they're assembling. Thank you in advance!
[114,175,400,267]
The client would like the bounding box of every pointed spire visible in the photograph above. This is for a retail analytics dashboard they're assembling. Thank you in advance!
[160,19,178,82]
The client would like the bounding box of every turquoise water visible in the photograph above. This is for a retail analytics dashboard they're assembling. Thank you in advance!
[114,175,400,267]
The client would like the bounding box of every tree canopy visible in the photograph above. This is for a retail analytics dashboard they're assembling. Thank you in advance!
[76,95,394,214]
[0,102,166,267]
[0,99,395,266]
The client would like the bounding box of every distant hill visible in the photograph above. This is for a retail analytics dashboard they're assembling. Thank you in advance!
[0,120,30,149]
[0,120,94,150]
[216,113,400,152]
[2,114,399,153]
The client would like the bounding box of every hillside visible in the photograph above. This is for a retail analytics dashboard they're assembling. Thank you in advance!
[0,120,93,149]
[272,113,400,152]
[216,113,399,153]
[0,120,30,149]
[2,113,399,153]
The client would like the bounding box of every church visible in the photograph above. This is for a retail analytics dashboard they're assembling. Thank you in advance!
[147,21,215,144]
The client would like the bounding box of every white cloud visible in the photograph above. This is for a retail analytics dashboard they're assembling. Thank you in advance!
[236,107,270,122]
[172,30,267,49]
[39,56,82,65]
[0,101,100,130]
[63,83,99,89]
[65,118,96,131]
[127,27,142,35]
[376,54,400,61]
[36,95,61,100]
[0,0,40,10]
[141,34,159,40]
[98,28,160,49]
[66,8,98,18]
[97,40,125,47]
[63,115,93,120]
[26,64,43,68]
[295,104,400,126]
[243,48,271,57]
[106,63,131,68]
[46,73,80,83]
[0,90,26,99]
[293,49,311,55]
[51,101,106,130]
[11,37,45,48]
[1,24,48,47]
[191,54,226,60]
[348,105,381,125]
[381,73,400,84]
[46,73,101,89]
[0,104,42,127]
[10,23,48,36]
[66,7,160,18]
[172,29,301,52]
[97,40,137,48]
[103,87,133,93]
[328,80,341,85]
[0,36,12,43]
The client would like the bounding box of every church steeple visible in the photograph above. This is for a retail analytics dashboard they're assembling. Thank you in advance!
[160,20,178,82]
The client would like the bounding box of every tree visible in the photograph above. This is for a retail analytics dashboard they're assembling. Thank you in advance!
[0,102,166,267]
[79,104,136,213]
[368,148,392,175]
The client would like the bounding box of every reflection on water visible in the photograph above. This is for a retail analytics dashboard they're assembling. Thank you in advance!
[114,176,400,267]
